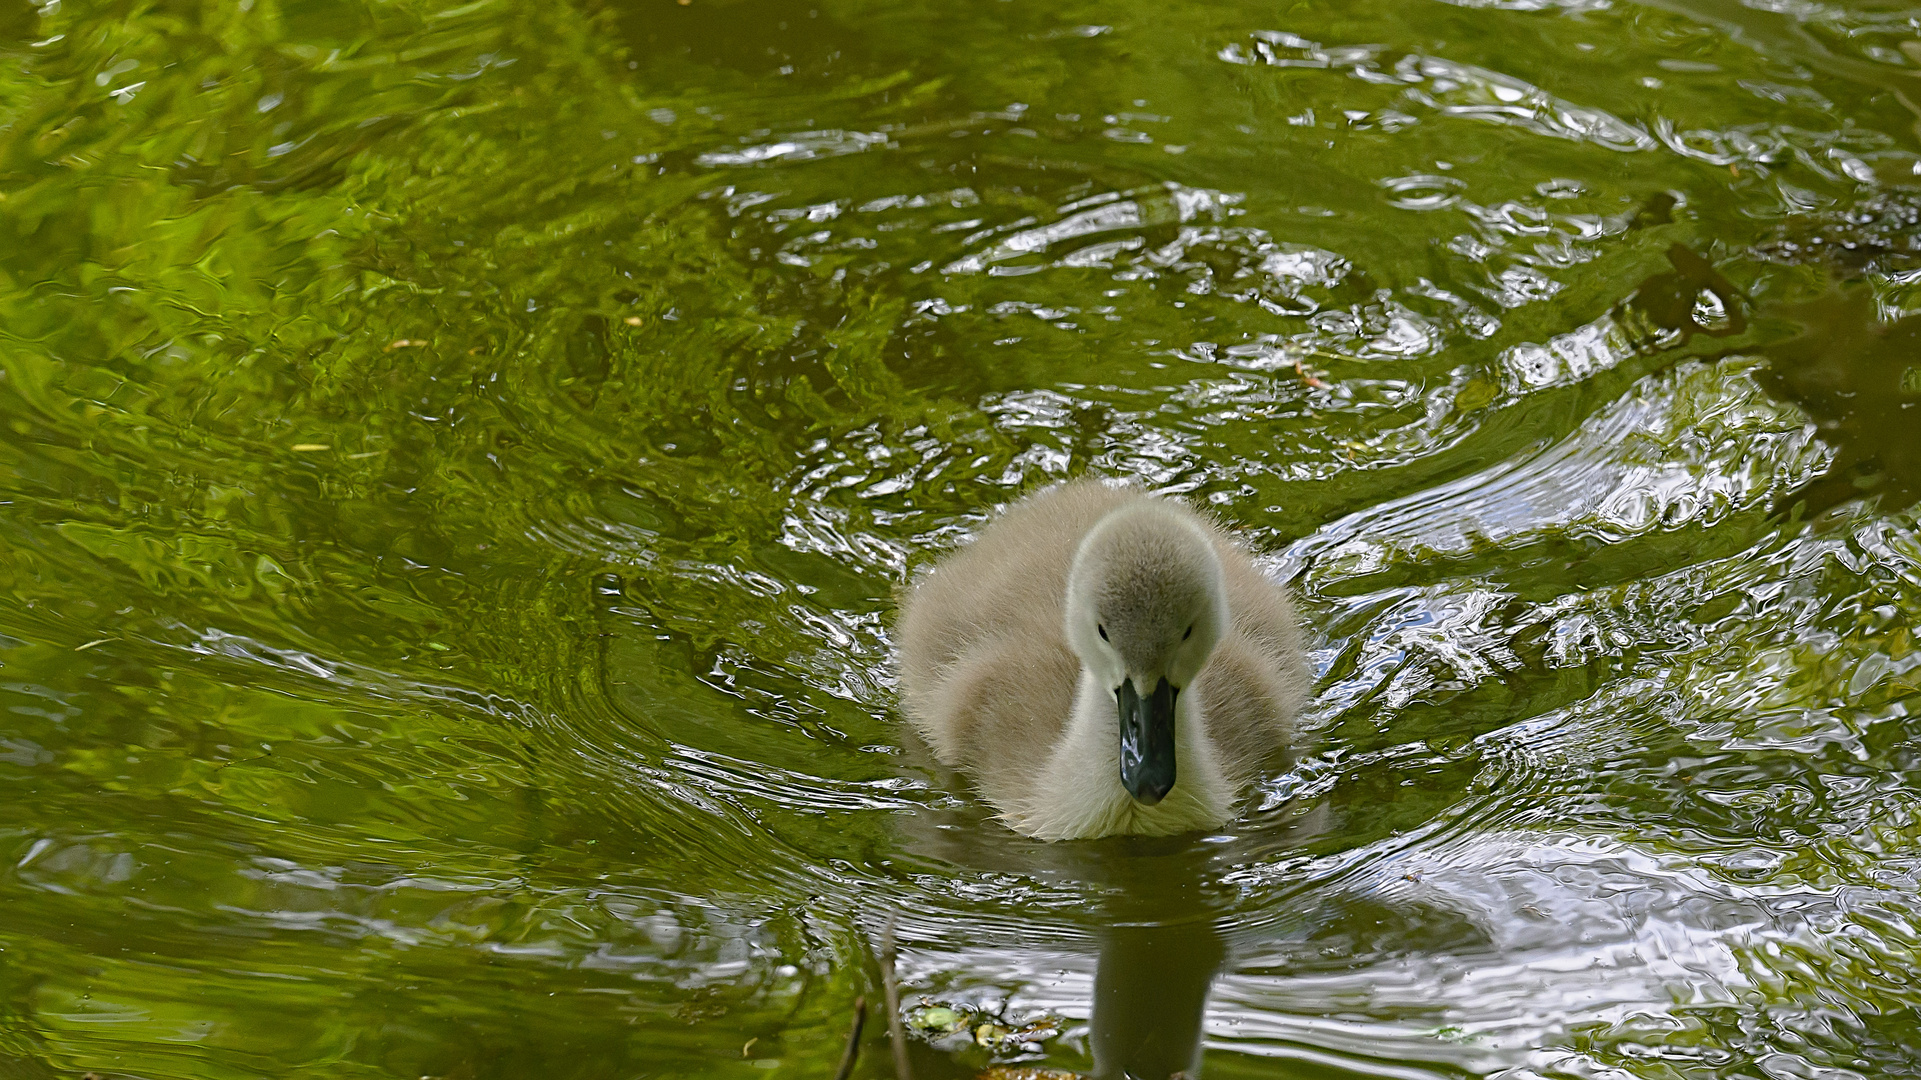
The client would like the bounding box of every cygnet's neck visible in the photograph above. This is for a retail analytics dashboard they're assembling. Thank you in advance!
[1010,669,1233,841]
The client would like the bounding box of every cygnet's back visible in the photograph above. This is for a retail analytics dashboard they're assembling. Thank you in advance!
[896,478,1307,832]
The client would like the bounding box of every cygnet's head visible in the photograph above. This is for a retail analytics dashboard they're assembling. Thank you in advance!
[1063,501,1229,806]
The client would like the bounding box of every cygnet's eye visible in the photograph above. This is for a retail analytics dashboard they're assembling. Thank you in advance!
[1098,624,1108,642]
[1183,624,1193,641]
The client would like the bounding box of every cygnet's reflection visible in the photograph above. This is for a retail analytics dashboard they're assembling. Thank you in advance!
[1057,834,1218,1080]
[1089,913,1224,1079]
[893,797,1314,1079]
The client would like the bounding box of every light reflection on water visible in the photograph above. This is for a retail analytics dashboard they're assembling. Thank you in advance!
[3,0,1921,1076]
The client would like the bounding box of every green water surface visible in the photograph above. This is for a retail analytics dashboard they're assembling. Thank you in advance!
[5,0,1921,1076]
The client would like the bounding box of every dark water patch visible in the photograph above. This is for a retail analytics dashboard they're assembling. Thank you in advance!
[1602,227,1921,519]
[1755,290,1921,517]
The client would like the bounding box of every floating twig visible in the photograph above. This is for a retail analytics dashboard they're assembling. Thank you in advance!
[880,919,913,1080]
[832,995,867,1080]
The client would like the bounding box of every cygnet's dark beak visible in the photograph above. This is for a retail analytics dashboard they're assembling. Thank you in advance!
[1116,676,1178,805]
